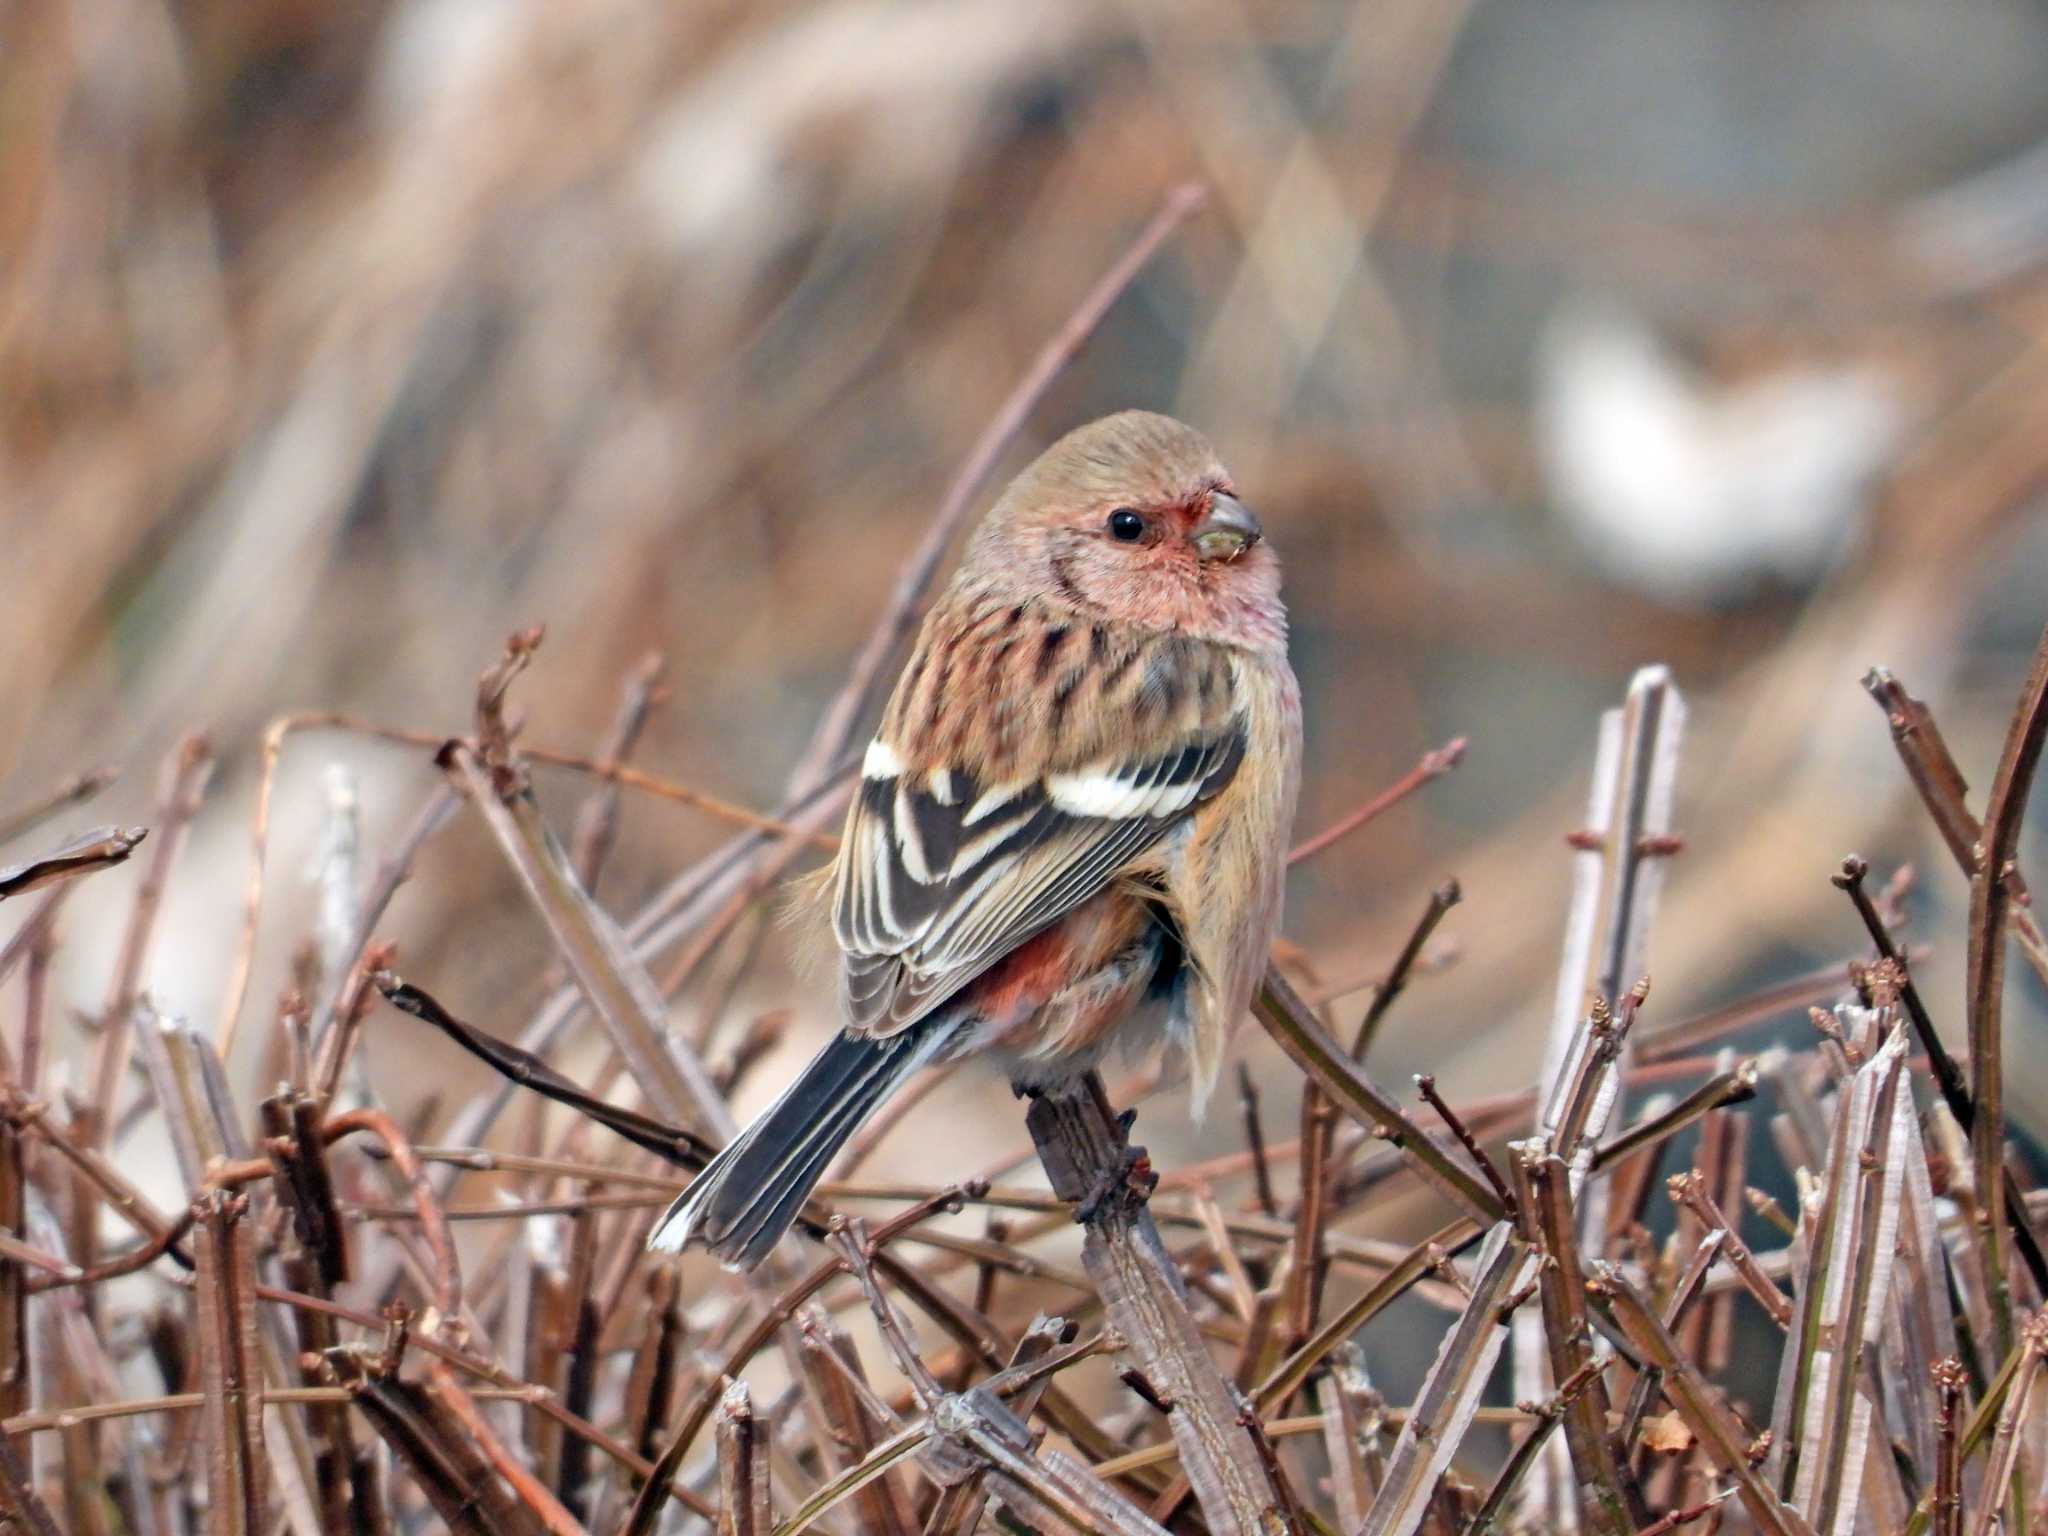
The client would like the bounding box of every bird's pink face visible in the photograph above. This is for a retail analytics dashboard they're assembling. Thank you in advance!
[1029,484,1287,652]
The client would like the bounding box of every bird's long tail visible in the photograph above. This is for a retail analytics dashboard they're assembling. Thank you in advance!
[647,1022,952,1269]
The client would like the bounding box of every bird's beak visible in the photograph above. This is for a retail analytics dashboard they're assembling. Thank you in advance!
[1190,491,1261,562]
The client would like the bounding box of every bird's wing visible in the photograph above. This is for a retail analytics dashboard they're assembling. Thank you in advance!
[833,725,1245,1037]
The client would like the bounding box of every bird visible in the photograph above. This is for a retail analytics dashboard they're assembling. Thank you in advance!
[648,410,1302,1269]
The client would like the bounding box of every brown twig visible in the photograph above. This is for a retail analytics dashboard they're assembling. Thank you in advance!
[567,651,667,890]
[1970,1313,2048,1536]
[0,825,147,902]
[1356,1222,1525,1536]
[24,1204,198,1295]
[1862,666,2048,986]
[921,1314,1076,1535]
[524,748,838,851]
[216,712,456,1056]
[193,1192,268,1536]
[798,1297,919,1536]
[1631,1490,1737,1536]
[1634,959,1861,1063]
[1964,619,2048,1356]
[1665,1172,1790,1328]
[1468,1356,1613,1534]
[1256,1220,1482,1417]
[1344,879,1462,1057]
[0,1422,60,1536]
[1832,856,2048,1295]
[1615,1230,1726,1452]
[0,1106,22,1425]
[0,768,116,849]
[622,1268,683,1464]
[0,1084,183,1247]
[1285,1081,1337,1355]
[308,781,463,1093]
[1237,1063,1278,1220]
[341,1357,547,1536]
[711,1380,773,1536]
[1288,738,1467,866]
[1510,1145,1643,1535]
[1589,1264,1814,1536]
[1592,1061,1760,1173]
[1416,1073,1514,1218]
[640,1190,972,1506]
[426,1360,590,1536]
[323,1107,461,1325]
[1255,969,1503,1223]
[90,737,210,1139]
[254,1283,718,1520]
[445,731,734,1139]
[1930,1356,1966,1536]
[374,974,715,1170]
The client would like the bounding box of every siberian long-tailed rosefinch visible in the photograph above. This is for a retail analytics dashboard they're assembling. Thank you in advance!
[650,411,1303,1268]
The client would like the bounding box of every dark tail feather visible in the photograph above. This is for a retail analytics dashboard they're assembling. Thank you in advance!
[647,1024,943,1269]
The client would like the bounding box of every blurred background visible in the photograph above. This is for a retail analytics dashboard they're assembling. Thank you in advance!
[6,0,2048,1222]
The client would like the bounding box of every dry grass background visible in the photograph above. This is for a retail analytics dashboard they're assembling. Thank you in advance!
[5,2,2048,1531]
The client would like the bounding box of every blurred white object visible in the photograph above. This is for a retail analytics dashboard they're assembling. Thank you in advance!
[1536,302,1904,604]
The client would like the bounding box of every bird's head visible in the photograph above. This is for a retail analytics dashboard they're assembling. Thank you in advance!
[964,411,1287,653]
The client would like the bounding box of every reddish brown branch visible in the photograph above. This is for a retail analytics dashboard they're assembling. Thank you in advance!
[1346,879,1462,1057]
[1288,738,1467,866]
[323,1108,462,1325]
[1964,618,2048,1353]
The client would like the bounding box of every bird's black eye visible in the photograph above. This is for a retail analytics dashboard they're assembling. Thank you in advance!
[1107,508,1145,542]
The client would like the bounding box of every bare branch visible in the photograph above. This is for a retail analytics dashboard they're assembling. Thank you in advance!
[1964,618,2048,1356]
[1023,1073,1285,1534]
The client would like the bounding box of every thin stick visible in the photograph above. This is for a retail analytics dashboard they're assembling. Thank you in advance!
[1236,1064,1279,1220]
[250,1282,718,1521]
[309,780,463,1089]
[1931,1357,1966,1536]
[426,1361,589,1536]
[1964,618,2048,1357]
[565,650,668,891]
[0,767,116,848]
[1510,1146,1641,1536]
[1589,1265,1813,1536]
[1467,1357,1611,1534]
[374,975,715,1170]
[323,1108,462,1324]
[1288,738,1466,866]
[523,749,836,851]
[1862,666,2048,985]
[1255,969,1504,1223]
[1634,960,1860,1063]
[92,735,211,1137]
[1415,1073,1513,1217]
[1666,1172,1790,1328]
[1592,1061,1759,1172]
[1344,880,1461,1055]
[0,826,147,902]
[1255,1220,1478,1412]
[1832,857,2048,1294]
